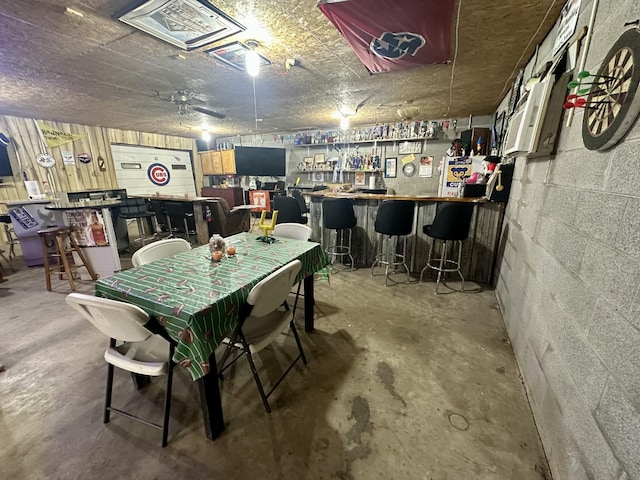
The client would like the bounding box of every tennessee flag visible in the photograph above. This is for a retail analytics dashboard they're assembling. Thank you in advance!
[318,0,454,73]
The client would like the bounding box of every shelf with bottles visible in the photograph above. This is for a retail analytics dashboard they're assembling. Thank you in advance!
[293,120,443,147]
[294,169,381,173]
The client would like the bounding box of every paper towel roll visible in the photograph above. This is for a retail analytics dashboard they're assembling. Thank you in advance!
[368,176,376,189]
[24,180,42,199]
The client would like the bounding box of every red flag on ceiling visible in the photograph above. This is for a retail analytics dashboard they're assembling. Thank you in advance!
[318,0,454,74]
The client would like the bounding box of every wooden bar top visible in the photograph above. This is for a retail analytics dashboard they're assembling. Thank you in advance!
[307,191,486,203]
[129,194,220,203]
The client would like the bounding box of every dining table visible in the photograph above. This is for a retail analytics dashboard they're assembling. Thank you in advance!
[95,232,331,440]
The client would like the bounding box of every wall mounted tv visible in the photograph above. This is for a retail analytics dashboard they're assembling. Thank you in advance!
[234,146,286,177]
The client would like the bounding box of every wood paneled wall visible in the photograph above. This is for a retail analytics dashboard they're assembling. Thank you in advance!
[0,115,200,208]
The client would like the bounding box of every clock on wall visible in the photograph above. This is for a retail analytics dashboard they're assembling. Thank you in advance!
[582,28,640,151]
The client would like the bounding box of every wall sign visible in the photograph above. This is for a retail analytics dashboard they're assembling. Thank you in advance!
[36,153,55,168]
[77,153,92,164]
[147,162,171,186]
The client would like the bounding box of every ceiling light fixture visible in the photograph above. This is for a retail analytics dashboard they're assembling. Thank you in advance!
[246,40,261,77]
[340,116,350,130]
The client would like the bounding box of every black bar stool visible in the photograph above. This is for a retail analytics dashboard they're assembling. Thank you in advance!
[163,202,195,243]
[118,198,157,246]
[322,198,357,269]
[371,200,414,286]
[420,202,475,293]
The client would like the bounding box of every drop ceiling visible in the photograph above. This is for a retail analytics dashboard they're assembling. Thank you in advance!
[0,0,564,138]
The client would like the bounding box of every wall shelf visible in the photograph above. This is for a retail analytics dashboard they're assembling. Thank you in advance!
[294,169,381,173]
[293,137,432,147]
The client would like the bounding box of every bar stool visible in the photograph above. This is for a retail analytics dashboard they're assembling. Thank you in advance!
[420,202,474,293]
[0,214,18,263]
[371,200,414,286]
[322,198,357,269]
[118,198,157,246]
[38,226,97,291]
[163,202,195,243]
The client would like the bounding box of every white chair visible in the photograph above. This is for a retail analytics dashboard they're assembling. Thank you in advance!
[65,293,175,447]
[273,223,312,316]
[217,260,306,413]
[131,238,191,267]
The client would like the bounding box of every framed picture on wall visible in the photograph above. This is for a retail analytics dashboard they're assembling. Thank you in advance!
[354,171,366,186]
[398,141,422,154]
[384,158,397,178]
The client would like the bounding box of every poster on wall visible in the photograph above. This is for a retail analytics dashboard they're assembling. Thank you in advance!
[63,209,109,247]
[61,151,75,165]
[419,156,433,177]
[553,0,581,56]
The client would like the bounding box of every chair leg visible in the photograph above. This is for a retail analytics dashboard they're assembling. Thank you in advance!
[456,240,465,292]
[161,351,175,448]
[69,233,97,281]
[292,281,302,319]
[244,348,271,414]
[55,234,76,291]
[41,235,52,291]
[436,240,447,294]
[183,219,191,244]
[290,320,307,365]
[104,363,115,424]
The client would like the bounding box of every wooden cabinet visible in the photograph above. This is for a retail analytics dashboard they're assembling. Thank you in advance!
[460,128,491,156]
[221,149,236,174]
[200,149,235,175]
[201,186,244,208]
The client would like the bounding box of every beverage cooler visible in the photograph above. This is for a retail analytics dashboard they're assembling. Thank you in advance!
[6,200,56,266]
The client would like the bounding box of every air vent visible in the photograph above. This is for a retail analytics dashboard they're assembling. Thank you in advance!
[118,0,245,51]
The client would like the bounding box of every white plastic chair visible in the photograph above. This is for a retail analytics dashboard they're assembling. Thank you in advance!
[131,238,191,267]
[273,223,312,317]
[217,260,306,413]
[273,223,312,241]
[66,292,175,447]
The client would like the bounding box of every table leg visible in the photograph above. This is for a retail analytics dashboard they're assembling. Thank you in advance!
[304,274,315,332]
[197,351,225,440]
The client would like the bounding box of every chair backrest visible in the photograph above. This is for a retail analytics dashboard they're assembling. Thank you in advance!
[374,200,414,236]
[132,238,191,267]
[427,202,475,241]
[273,223,312,241]
[273,196,305,224]
[292,189,309,214]
[246,260,302,318]
[163,201,192,217]
[119,197,150,217]
[66,293,151,342]
[322,198,356,229]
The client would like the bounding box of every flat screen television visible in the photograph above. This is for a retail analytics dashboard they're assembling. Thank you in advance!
[234,146,286,177]
[0,143,13,177]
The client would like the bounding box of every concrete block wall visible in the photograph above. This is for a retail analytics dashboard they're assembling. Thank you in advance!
[495,0,640,478]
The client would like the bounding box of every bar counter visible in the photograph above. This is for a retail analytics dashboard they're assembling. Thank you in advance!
[307,191,504,285]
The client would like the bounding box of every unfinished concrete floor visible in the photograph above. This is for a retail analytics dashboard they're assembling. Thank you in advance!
[0,254,549,480]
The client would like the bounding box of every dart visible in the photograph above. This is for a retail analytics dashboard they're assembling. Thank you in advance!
[577,70,618,80]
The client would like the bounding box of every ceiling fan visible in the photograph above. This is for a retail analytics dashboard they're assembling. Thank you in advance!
[156,89,226,119]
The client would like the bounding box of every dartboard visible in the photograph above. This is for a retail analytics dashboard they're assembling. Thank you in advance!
[582,28,640,151]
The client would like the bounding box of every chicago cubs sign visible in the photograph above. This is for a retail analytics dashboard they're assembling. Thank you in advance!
[147,163,170,186]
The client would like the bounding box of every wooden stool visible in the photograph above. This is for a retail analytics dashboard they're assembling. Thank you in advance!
[37,226,97,291]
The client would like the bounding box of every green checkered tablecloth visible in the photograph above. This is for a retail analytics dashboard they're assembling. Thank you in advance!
[95,233,331,380]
